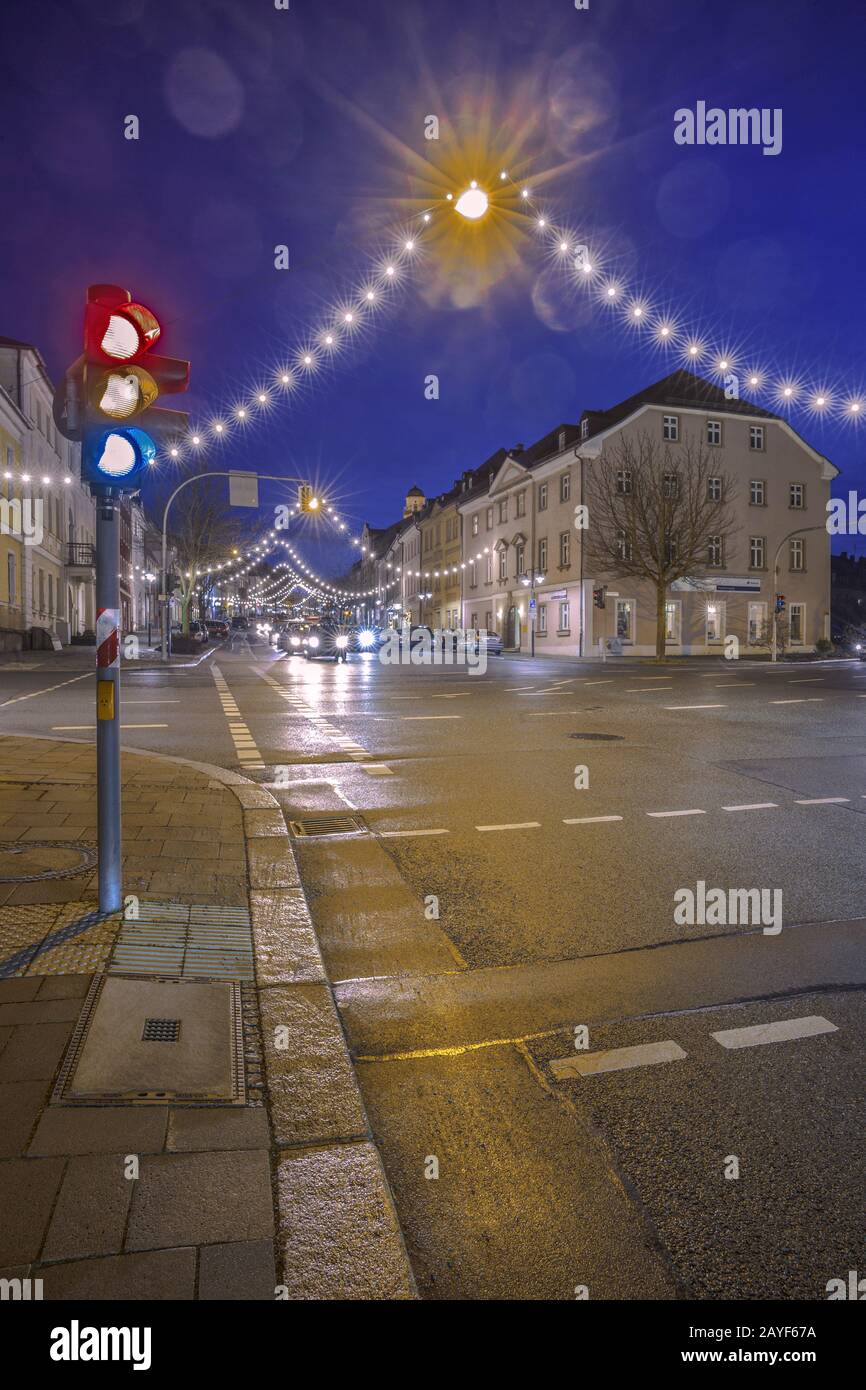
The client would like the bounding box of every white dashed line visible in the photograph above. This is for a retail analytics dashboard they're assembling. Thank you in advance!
[664,704,727,710]
[714,682,755,688]
[1,672,90,706]
[770,698,824,705]
[646,808,706,818]
[550,1040,687,1078]
[722,802,779,812]
[794,797,850,805]
[711,1016,837,1050]
[379,827,450,838]
[476,821,541,832]
[563,815,624,825]
[402,714,462,720]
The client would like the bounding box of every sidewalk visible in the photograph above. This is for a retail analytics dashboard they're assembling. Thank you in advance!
[0,735,415,1300]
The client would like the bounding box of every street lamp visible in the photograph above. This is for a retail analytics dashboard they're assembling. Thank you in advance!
[521,572,546,656]
[770,526,825,662]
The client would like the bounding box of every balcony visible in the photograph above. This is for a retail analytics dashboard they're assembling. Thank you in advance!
[65,542,96,574]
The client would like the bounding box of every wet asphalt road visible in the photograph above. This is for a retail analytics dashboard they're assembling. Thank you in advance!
[2,636,864,1298]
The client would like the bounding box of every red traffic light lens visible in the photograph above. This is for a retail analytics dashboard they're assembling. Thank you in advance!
[89,302,161,362]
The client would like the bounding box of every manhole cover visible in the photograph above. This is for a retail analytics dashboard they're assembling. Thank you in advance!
[568,732,624,742]
[53,974,245,1106]
[288,815,367,838]
[0,840,97,883]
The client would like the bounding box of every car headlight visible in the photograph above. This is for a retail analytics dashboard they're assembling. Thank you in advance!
[336,635,349,648]
[358,629,375,648]
[290,636,300,647]
[308,636,319,648]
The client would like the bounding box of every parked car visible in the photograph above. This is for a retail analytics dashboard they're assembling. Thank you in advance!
[205,619,229,639]
[479,630,503,655]
[170,621,208,645]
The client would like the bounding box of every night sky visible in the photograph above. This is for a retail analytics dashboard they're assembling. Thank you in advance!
[2,0,865,572]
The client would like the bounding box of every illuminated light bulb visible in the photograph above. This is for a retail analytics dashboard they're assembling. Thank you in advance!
[559,240,569,252]
[215,423,224,433]
[303,354,313,365]
[749,375,759,386]
[851,401,861,413]
[64,476,71,484]
[324,334,334,346]
[192,434,200,444]
[783,386,793,398]
[422,213,431,223]
[446,192,453,202]
[632,306,643,318]
[606,285,617,298]
[455,186,489,219]
[404,239,415,251]
[170,447,179,457]
[537,217,546,228]
[815,395,826,406]
[280,374,290,384]
[344,312,354,323]
[500,170,508,181]
[237,409,247,419]
[719,359,728,370]
[365,291,375,302]
[385,265,395,277]
[689,344,699,357]
[660,326,671,338]
[521,188,530,199]
[42,475,50,484]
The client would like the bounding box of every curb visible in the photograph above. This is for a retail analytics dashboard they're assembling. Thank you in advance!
[0,733,418,1300]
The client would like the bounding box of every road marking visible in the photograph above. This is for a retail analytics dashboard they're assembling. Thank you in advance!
[380,827,450,838]
[647,808,705,818]
[476,821,541,832]
[722,802,778,812]
[626,687,671,693]
[550,1040,687,1078]
[362,764,394,776]
[0,672,90,706]
[505,686,537,692]
[123,699,181,704]
[583,680,614,686]
[664,703,727,710]
[770,698,824,704]
[402,714,462,720]
[50,723,169,730]
[213,665,264,769]
[711,1016,837,1050]
[794,796,850,804]
[714,682,755,687]
[788,678,824,683]
[563,815,624,824]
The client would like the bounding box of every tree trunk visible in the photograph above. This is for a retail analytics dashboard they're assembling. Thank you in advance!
[655,581,667,662]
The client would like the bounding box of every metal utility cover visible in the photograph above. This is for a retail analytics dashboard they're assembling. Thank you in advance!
[53,974,245,1105]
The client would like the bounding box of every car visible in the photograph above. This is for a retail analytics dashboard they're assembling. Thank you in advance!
[277,623,310,654]
[479,630,503,655]
[231,616,250,631]
[171,621,208,645]
[205,619,229,639]
[302,624,350,662]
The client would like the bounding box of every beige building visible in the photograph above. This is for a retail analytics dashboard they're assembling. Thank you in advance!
[459,372,834,656]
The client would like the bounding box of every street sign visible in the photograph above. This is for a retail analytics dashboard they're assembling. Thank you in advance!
[229,472,259,508]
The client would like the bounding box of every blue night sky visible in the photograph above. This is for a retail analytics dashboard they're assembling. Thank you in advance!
[2,0,865,569]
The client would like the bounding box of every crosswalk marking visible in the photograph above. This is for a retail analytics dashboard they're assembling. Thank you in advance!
[711,1016,837,1050]
[550,1040,687,1078]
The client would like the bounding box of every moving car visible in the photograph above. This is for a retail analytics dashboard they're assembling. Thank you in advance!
[231,615,250,631]
[302,623,350,662]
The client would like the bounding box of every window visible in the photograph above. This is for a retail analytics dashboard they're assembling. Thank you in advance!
[615,599,634,642]
[516,491,526,517]
[663,414,679,441]
[708,476,722,502]
[616,468,632,495]
[485,611,492,632]
[580,418,589,440]
[707,420,722,446]
[789,483,805,509]
[665,538,678,564]
[516,543,525,575]
[789,537,805,571]
[471,514,479,537]
[486,506,494,530]
[538,538,547,571]
[470,561,477,587]
[708,535,723,567]
[560,472,571,502]
[538,603,548,634]
[499,499,508,523]
[748,602,766,645]
[559,531,570,567]
[789,603,804,644]
[750,425,765,451]
[749,535,766,569]
[558,430,566,452]
[706,601,725,643]
[617,529,632,562]
[485,554,493,583]
[665,601,681,644]
[538,483,548,511]
[663,472,678,498]
[558,600,570,632]
[471,611,478,630]
[749,479,766,506]
[498,548,507,581]
[7,552,16,604]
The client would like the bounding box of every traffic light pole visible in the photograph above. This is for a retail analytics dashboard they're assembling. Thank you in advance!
[95,497,122,913]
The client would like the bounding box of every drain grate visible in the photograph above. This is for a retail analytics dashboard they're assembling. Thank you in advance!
[288,814,367,838]
[142,1017,181,1043]
[569,732,624,742]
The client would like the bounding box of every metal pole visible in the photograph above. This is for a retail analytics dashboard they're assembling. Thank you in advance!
[95,497,122,913]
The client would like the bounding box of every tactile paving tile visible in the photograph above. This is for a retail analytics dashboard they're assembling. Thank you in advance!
[108,901,254,981]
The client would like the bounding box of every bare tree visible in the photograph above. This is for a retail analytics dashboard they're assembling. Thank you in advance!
[167,491,252,634]
[587,431,737,660]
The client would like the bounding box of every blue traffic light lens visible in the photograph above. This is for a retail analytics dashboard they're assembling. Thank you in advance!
[87,426,156,482]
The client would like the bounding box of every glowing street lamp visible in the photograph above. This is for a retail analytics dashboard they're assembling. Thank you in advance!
[454,181,489,220]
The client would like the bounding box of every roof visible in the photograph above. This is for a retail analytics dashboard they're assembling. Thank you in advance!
[581,369,780,439]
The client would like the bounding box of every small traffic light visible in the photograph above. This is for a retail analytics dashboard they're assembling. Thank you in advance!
[298,484,320,513]
[55,285,190,492]
[775,593,786,613]
[593,585,607,609]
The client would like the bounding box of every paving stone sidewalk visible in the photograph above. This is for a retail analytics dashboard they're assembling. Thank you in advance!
[0,736,415,1300]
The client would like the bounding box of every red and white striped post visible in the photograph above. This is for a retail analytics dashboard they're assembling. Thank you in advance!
[95,499,122,912]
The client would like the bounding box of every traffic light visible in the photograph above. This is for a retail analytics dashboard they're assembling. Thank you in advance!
[593,585,607,609]
[298,483,320,513]
[775,593,786,613]
[55,285,189,492]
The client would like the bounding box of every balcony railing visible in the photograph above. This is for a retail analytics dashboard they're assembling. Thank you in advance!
[66,542,96,568]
